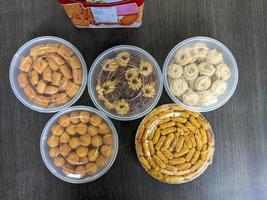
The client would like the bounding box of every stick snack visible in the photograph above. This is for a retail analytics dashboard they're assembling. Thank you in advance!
[135,104,215,184]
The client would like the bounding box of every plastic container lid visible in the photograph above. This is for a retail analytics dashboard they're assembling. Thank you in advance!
[40,106,118,184]
[88,45,163,121]
[135,104,215,184]
[163,36,238,112]
[9,36,87,113]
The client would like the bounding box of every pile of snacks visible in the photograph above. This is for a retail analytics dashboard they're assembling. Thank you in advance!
[95,51,157,116]
[135,104,215,184]
[17,43,83,108]
[46,110,114,178]
[167,43,231,107]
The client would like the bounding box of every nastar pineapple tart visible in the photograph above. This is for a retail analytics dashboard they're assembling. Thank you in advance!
[47,111,114,178]
[17,43,83,108]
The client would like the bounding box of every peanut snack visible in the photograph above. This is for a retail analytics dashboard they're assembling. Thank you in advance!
[95,51,157,116]
[135,104,215,184]
[17,43,83,108]
[167,43,231,107]
[47,111,114,178]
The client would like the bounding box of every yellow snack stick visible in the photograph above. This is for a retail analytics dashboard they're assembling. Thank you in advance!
[163,133,175,148]
[169,157,185,165]
[155,136,166,150]
[185,147,196,162]
[140,156,151,170]
[174,147,189,158]
[175,136,184,152]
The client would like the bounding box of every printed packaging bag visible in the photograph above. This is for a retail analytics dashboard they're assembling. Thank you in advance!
[58,0,144,28]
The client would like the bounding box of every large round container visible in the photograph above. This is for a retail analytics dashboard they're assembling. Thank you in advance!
[9,36,87,113]
[163,36,238,112]
[135,104,215,184]
[40,106,118,184]
[88,45,163,121]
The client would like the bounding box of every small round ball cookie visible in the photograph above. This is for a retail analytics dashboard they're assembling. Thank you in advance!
[80,134,91,146]
[101,145,113,158]
[70,112,80,124]
[58,115,70,127]
[76,123,88,135]
[80,157,89,165]
[75,165,87,177]
[62,164,75,175]
[69,137,80,149]
[103,134,113,145]
[92,135,103,147]
[88,148,99,162]
[90,115,102,127]
[88,125,98,136]
[49,147,60,158]
[98,123,111,135]
[59,144,71,157]
[66,123,77,135]
[47,135,60,148]
[96,155,108,168]
[76,146,89,158]
[60,132,70,143]
[79,111,90,123]
[54,156,65,167]
[67,152,80,165]
[51,124,64,136]
[85,162,98,175]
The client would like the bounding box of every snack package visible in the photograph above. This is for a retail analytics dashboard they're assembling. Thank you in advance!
[58,0,144,28]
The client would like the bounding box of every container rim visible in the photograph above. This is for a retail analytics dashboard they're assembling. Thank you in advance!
[88,45,163,121]
[163,36,239,112]
[40,105,119,184]
[9,36,87,113]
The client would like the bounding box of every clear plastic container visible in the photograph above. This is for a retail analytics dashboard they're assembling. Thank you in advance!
[9,36,87,113]
[163,36,238,112]
[135,104,215,184]
[40,106,118,184]
[88,45,163,121]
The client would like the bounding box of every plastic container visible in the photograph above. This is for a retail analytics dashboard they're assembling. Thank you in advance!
[9,36,87,113]
[88,45,163,121]
[40,106,119,184]
[58,0,144,28]
[163,36,238,112]
[135,104,215,184]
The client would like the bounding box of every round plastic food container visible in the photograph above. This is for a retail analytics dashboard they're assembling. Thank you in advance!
[9,36,87,113]
[88,45,163,121]
[40,106,118,184]
[163,36,238,112]
[135,104,215,184]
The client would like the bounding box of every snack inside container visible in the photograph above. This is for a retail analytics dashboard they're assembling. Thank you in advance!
[9,36,87,113]
[57,0,144,28]
[163,36,238,112]
[135,104,215,184]
[40,106,118,184]
[88,45,163,121]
